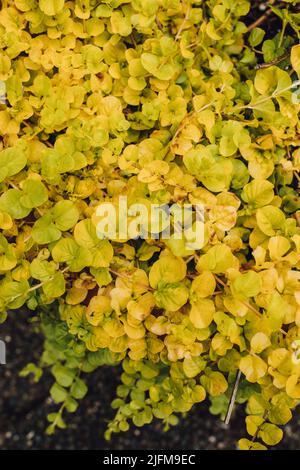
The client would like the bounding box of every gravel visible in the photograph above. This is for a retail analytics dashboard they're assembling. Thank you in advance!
[0,310,299,450]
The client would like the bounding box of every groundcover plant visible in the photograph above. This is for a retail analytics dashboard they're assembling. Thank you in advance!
[0,0,300,450]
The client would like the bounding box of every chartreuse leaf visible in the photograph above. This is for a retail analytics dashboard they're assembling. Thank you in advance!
[0,279,29,309]
[258,423,283,446]
[256,206,286,236]
[20,179,48,208]
[250,333,271,354]
[154,282,189,312]
[246,415,264,436]
[219,121,251,157]
[286,374,300,399]
[0,189,31,219]
[268,236,290,260]
[52,200,79,231]
[51,237,93,272]
[65,397,78,413]
[238,439,267,450]
[46,413,66,434]
[90,267,112,287]
[183,357,206,378]
[291,44,300,77]
[0,233,17,272]
[189,298,215,329]
[0,211,12,230]
[30,259,56,281]
[141,53,176,81]
[52,364,75,388]
[269,403,292,426]
[70,378,88,399]
[249,28,265,47]
[39,0,64,16]
[20,363,43,383]
[231,271,262,299]
[196,244,238,274]
[190,271,216,300]
[164,237,194,258]
[32,201,79,244]
[50,383,68,403]
[200,370,228,397]
[149,254,186,289]
[183,145,232,192]
[32,213,61,244]
[74,219,113,268]
[239,355,267,383]
[241,180,274,209]
[231,159,250,190]
[0,147,27,182]
[42,272,65,299]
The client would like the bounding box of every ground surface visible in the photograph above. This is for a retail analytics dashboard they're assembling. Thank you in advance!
[0,311,299,450]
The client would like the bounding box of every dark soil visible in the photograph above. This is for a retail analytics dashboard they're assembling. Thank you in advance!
[0,311,299,450]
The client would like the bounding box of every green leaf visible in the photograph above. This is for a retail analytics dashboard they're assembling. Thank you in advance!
[196,244,238,274]
[262,39,276,63]
[241,179,274,208]
[154,282,189,312]
[256,206,286,236]
[90,267,112,287]
[30,259,56,281]
[183,357,206,378]
[149,254,186,289]
[65,396,78,413]
[20,179,48,208]
[42,272,65,298]
[50,382,68,403]
[52,364,76,387]
[141,53,176,80]
[0,147,27,182]
[70,378,88,399]
[269,403,292,426]
[0,189,31,219]
[52,200,79,231]
[51,237,92,272]
[32,214,61,244]
[200,370,228,397]
[0,233,17,272]
[20,363,43,382]
[249,28,265,47]
[0,279,29,309]
[74,219,113,267]
[231,271,262,299]
[258,423,283,446]
[183,145,232,192]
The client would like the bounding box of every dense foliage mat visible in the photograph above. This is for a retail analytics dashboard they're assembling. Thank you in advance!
[0,0,300,450]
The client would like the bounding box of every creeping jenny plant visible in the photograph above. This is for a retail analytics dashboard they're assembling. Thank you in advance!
[1,0,300,449]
